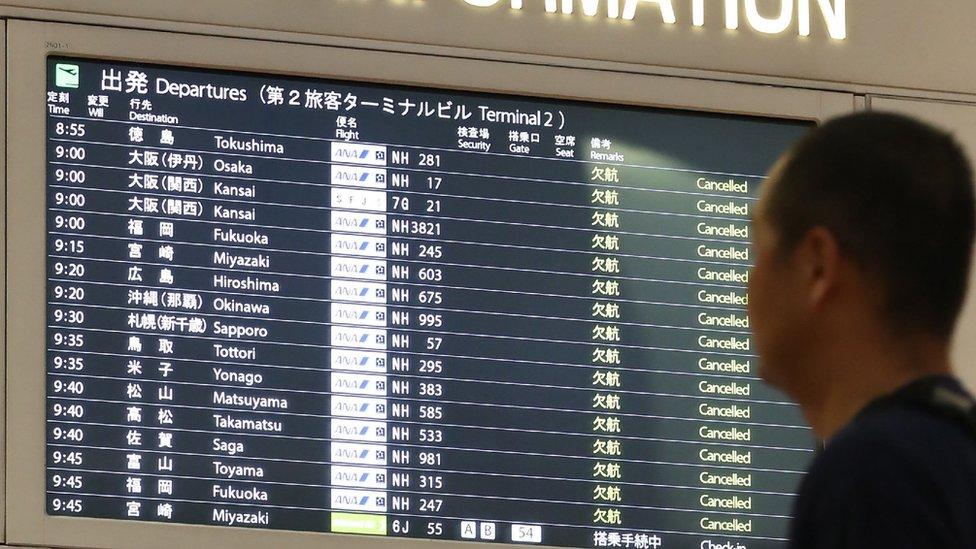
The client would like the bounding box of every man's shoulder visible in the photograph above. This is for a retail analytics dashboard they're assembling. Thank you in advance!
[816,398,976,479]
[791,394,976,548]
[842,397,973,445]
[798,390,976,520]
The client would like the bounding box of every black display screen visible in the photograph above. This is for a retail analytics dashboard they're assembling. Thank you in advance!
[45,56,814,548]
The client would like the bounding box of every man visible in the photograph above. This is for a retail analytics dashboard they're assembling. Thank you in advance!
[747,112,976,547]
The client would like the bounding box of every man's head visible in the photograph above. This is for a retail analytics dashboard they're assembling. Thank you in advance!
[749,112,975,393]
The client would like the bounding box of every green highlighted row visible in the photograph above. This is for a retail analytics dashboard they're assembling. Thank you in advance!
[331,512,387,536]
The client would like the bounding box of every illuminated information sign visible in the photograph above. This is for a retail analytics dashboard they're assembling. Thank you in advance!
[45,57,814,548]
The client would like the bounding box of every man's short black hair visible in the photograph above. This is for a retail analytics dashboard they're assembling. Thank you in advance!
[767,111,976,339]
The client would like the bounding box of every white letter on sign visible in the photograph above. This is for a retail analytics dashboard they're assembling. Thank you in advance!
[798,0,846,39]
[561,0,603,16]
[744,0,793,34]
[692,0,739,30]
[622,0,676,23]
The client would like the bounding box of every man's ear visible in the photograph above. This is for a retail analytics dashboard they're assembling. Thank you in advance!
[796,226,842,309]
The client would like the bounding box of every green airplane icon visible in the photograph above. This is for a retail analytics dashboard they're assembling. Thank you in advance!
[55,63,80,88]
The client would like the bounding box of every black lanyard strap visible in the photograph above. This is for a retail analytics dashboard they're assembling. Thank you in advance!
[867,377,976,438]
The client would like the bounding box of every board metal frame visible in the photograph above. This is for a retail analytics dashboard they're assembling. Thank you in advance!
[5,18,854,549]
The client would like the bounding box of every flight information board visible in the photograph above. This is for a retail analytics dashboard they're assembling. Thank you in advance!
[45,57,815,549]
